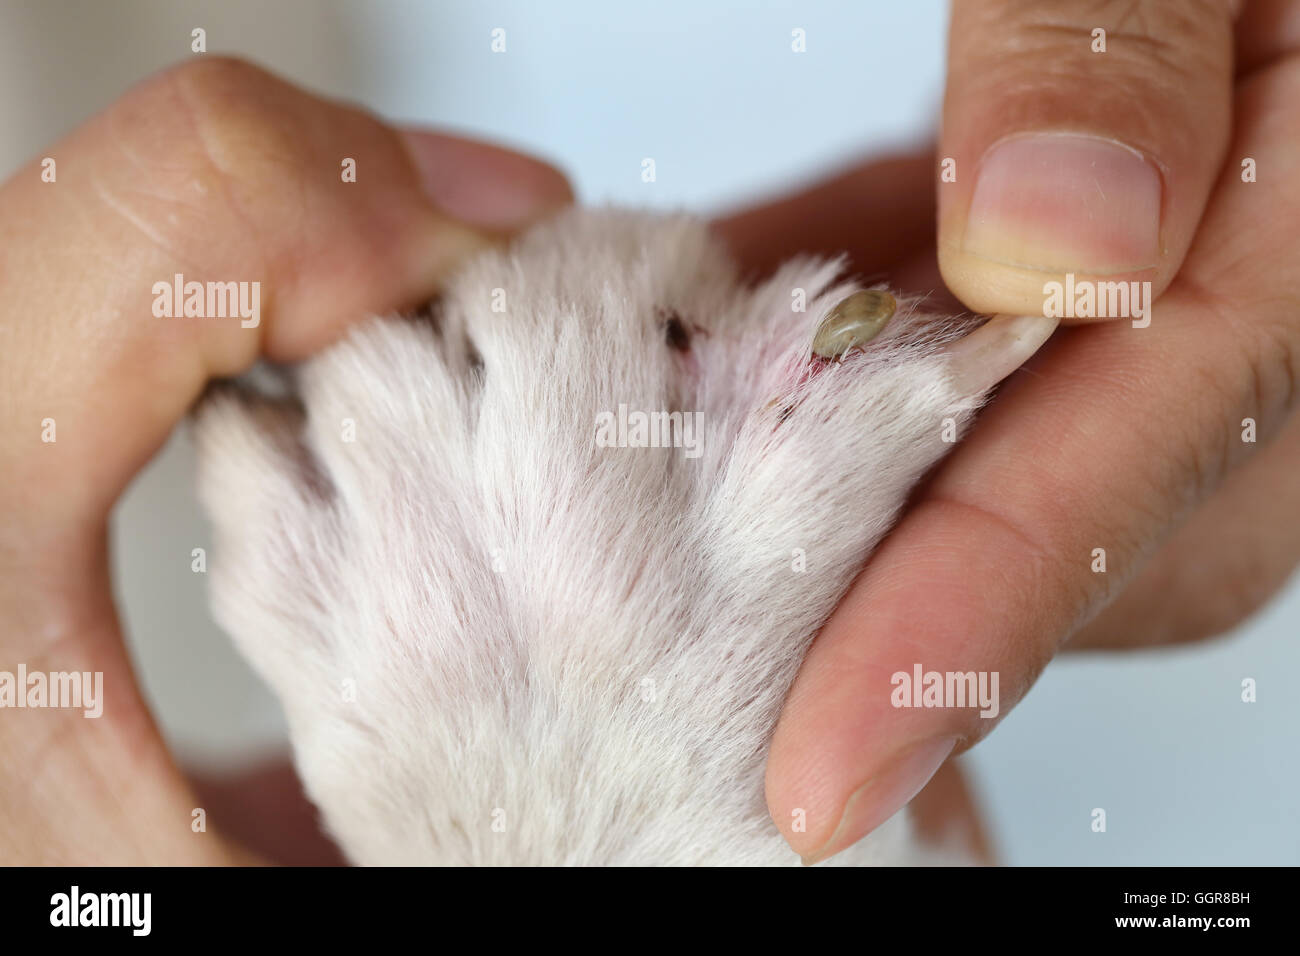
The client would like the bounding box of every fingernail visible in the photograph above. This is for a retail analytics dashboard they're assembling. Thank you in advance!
[963,132,1161,275]
[801,737,957,866]
[399,129,573,231]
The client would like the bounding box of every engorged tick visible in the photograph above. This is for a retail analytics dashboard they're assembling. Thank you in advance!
[811,289,897,360]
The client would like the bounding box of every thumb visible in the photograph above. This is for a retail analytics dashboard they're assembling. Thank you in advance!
[937,0,1236,318]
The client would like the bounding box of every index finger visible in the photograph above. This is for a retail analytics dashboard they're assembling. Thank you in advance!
[0,57,569,556]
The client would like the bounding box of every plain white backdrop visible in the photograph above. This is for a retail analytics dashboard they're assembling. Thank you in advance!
[2,0,1295,864]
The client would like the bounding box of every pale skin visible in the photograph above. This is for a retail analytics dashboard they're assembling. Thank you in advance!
[3,0,1299,863]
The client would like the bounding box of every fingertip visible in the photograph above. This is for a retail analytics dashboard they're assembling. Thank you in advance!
[798,737,958,865]
[938,0,1234,319]
[398,129,574,232]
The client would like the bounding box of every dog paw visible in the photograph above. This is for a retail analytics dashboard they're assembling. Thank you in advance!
[193,208,1053,865]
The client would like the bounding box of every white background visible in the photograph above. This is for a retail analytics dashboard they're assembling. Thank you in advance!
[1,0,1295,864]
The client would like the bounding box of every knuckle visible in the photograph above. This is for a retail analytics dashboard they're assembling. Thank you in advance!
[124,56,285,150]
[951,1,1232,156]
[1246,310,1300,419]
[164,59,305,184]
[1162,296,1299,508]
[90,57,314,267]
[158,54,274,97]
[1001,0,1230,70]
[110,56,292,172]
[111,57,314,238]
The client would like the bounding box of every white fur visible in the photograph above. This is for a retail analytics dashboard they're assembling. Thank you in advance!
[194,209,985,865]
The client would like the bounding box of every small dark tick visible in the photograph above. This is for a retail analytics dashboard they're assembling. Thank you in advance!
[661,309,691,352]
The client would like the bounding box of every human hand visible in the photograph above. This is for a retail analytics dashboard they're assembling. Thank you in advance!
[0,57,571,863]
[717,0,1300,863]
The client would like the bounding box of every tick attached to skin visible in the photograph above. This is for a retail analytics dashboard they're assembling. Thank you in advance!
[811,289,897,360]
[657,307,692,352]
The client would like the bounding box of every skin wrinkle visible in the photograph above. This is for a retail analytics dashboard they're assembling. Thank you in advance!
[168,63,280,363]
[1014,0,1236,40]
[956,66,1218,162]
[5,655,163,862]
[1012,20,1211,75]
[1239,36,1300,81]
[1056,307,1263,524]
[914,494,1092,640]
[99,72,230,272]
[1166,289,1297,503]
[89,179,187,262]
[1239,300,1300,421]
[1107,0,1237,42]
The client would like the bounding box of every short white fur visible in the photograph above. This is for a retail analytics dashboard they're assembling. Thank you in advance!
[194,209,1005,866]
